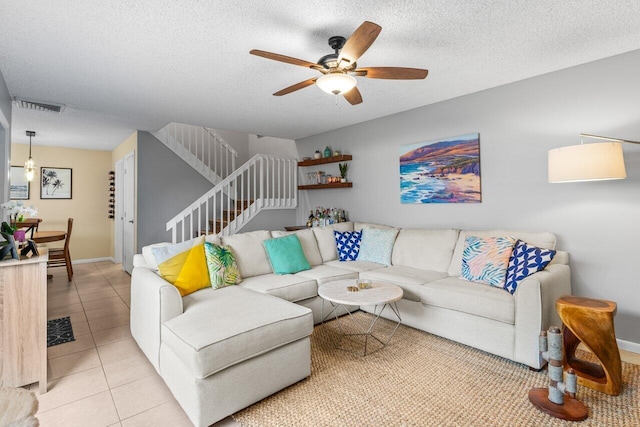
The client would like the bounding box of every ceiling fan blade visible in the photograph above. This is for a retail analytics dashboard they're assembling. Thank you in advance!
[356,67,429,80]
[273,78,318,96]
[343,86,363,105]
[337,21,382,68]
[250,49,323,71]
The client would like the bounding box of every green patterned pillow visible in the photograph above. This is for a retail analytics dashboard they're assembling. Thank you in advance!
[204,242,241,289]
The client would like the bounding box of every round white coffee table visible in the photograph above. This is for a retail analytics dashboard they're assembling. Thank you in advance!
[318,279,403,356]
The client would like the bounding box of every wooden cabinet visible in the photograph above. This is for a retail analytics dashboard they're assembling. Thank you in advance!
[0,249,48,393]
[298,155,353,190]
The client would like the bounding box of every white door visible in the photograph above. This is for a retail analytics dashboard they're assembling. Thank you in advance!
[114,159,124,264]
[123,151,135,274]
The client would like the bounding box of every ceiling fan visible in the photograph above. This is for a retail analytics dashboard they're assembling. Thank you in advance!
[250,21,428,105]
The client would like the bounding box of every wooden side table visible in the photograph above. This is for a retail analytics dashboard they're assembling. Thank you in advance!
[556,295,622,396]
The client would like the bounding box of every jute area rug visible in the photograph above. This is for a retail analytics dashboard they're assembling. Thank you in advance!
[234,312,640,427]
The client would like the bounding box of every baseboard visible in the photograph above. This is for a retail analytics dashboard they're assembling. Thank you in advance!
[617,338,640,354]
[73,257,115,264]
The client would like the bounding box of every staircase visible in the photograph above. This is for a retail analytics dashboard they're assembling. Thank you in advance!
[152,123,237,185]
[164,152,298,243]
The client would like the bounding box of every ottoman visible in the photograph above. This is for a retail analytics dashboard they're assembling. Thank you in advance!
[159,286,313,427]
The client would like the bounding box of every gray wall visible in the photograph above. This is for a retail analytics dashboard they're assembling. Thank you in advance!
[137,131,213,250]
[0,70,12,202]
[297,49,640,346]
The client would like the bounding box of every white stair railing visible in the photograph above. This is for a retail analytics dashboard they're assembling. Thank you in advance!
[153,123,238,185]
[166,154,297,243]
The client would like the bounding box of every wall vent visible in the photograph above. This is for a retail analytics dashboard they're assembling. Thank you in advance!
[13,98,66,113]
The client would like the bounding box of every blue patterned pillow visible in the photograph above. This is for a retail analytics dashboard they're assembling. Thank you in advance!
[356,227,399,266]
[334,230,362,261]
[460,236,516,288]
[503,240,556,294]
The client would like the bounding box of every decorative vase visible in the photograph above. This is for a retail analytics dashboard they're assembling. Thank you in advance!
[324,146,332,158]
[340,178,347,183]
[314,150,321,159]
[14,229,26,242]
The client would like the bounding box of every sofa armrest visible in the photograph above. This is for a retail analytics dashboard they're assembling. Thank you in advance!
[513,263,571,368]
[130,267,183,372]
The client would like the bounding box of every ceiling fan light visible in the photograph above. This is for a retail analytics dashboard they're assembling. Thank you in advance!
[316,73,357,95]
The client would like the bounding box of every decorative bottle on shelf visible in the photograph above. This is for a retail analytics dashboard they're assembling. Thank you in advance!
[314,150,322,159]
[323,146,332,158]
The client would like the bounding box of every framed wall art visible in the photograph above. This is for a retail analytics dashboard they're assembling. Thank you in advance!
[10,166,30,200]
[399,133,481,204]
[41,167,72,199]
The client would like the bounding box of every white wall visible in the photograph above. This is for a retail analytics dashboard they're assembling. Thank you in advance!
[297,49,640,345]
[0,70,12,202]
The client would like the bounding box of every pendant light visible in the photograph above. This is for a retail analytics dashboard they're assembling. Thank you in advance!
[24,130,36,182]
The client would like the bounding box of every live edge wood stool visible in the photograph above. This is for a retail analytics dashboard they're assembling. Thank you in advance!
[556,295,622,396]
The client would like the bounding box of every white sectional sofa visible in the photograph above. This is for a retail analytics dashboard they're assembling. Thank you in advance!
[130,222,570,426]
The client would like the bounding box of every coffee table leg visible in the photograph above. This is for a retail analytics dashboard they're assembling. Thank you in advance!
[331,302,402,356]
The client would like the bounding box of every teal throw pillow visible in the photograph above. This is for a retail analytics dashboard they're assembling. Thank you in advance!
[204,242,241,289]
[263,234,311,274]
[356,227,399,266]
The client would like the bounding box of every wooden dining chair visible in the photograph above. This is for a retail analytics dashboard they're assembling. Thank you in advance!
[48,218,74,281]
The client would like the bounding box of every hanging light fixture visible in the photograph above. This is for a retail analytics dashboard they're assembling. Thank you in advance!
[24,130,36,182]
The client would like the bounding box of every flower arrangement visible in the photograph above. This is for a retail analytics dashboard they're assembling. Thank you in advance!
[1,200,38,234]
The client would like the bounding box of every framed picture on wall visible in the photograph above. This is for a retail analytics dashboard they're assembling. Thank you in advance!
[10,166,30,200]
[41,167,72,199]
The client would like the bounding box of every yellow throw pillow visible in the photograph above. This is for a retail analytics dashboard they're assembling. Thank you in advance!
[151,236,210,296]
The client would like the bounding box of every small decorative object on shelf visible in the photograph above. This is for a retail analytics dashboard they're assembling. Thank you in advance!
[323,146,332,158]
[108,171,115,219]
[314,150,322,159]
[528,326,588,421]
[306,206,348,227]
[333,150,341,156]
[338,162,349,183]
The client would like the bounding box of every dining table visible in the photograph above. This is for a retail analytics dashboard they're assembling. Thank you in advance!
[15,218,43,239]
[32,230,66,244]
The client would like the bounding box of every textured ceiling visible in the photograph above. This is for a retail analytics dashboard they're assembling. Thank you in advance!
[2,0,640,150]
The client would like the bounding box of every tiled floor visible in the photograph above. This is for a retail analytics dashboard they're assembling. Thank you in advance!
[32,261,640,426]
[33,261,237,427]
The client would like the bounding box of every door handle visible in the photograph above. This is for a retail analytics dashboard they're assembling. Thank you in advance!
[128,220,134,223]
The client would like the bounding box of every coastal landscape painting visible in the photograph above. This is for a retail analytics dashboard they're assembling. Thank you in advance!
[399,133,481,203]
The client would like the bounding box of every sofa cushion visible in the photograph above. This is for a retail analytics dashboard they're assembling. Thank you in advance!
[263,235,311,274]
[313,222,354,262]
[391,229,459,272]
[323,259,387,273]
[240,274,317,303]
[357,227,399,266]
[152,236,210,296]
[460,236,516,288]
[448,230,557,277]
[295,265,358,285]
[359,266,448,302]
[164,286,313,379]
[354,222,395,231]
[221,230,272,278]
[334,230,362,261]
[418,277,515,324]
[271,229,323,266]
[204,242,241,289]
[504,240,556,295]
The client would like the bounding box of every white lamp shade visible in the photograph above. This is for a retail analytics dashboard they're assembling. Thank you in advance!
[548,142,626,183]
[316,73,357,95]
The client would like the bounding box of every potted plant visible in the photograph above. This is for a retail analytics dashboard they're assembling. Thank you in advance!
[338,163,349,183]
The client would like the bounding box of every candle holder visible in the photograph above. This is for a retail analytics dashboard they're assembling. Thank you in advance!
[529,326,588,421]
